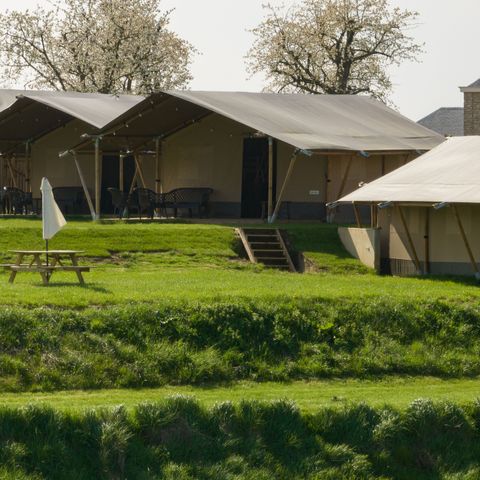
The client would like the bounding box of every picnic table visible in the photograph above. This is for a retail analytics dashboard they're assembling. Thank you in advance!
[4,250,90,285]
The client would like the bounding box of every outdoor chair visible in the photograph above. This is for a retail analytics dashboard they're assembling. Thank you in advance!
[128,188,158,219]
[53,187,85,215]
[162,187,213,218]
[107,188,128,218]
[2,187,31,215]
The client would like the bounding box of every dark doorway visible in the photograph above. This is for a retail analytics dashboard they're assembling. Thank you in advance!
[241,138,276,218]
[101,155,135,214]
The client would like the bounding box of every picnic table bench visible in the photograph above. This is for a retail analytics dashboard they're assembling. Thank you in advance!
[3,250,91,285]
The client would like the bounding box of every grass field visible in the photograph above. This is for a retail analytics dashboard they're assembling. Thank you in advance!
[0,377,478,411]
[0,218,478,308]
[0,218,480,478]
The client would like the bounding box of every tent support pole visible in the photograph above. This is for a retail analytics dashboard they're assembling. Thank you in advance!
[398,205,422,274]
[453,204,480,277]
[72,152,96,221]
[353,202,362,228]
[119,154,124,192]
[337,156,353,200]
[155,137,162,194]
[94,138,101,220]
[267,137,274,222]
[6,157,17,188]
[424,208,430,275]
[129,170,138,195]
[330,155,353,223]
[269,149,298,224]
[25,141,31,193]
[134,154,147,188]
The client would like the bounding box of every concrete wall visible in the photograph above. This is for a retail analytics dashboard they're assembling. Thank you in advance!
[388,204,480,276]
[338,227,380,271]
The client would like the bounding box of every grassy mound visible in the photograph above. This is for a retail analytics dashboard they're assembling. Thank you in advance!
[1,298,480,391]
[0,397,479,479]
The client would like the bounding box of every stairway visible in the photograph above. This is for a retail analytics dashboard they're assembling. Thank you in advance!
[236,228,296,272]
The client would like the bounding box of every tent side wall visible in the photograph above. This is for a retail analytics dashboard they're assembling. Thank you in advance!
[327,152,417,224]
[30,120,97,197]
[388,204,480,276]
[160,114,327,219]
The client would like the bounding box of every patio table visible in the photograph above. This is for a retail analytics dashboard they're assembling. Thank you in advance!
[4,250,90,285]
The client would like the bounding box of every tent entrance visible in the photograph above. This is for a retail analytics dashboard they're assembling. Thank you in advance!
[101,155,135,214]
[241,138,276,218]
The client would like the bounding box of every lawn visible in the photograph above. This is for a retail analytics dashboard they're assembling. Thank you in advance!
[1,218,480,479]
[0,377,478,412]
[0,218,478,308]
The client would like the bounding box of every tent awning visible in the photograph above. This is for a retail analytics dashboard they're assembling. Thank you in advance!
[0,90,144,154]
[338,136,480,204]
[93,91,445,154]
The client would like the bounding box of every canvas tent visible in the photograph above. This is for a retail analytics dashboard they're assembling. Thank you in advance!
[0,90,143,203]
[68,91,444,220]
[337,136,480,277]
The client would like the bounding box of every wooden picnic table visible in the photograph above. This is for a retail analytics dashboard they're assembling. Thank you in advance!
[5,250,90,285]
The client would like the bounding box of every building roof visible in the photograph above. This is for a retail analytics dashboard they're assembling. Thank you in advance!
[96,90,444,153]
[460,78,480,92]
[417,107,464,137]
[338,136,480,205]
[0,89,143,154]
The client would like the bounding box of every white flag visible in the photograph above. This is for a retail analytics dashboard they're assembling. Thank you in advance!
[40,178,67,240]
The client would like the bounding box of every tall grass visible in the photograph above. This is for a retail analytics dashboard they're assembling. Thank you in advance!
[0,397,478,479]
[0,298,480,391]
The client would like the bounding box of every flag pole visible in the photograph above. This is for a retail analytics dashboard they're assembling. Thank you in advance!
[46,239,49,267]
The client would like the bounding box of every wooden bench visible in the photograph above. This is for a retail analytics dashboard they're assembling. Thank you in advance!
[3,250,92,285]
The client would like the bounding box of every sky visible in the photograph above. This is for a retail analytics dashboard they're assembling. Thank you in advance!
[3,0,480,121]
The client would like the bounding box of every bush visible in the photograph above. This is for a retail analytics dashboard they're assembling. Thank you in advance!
[0,298,480,391]
[0,398,477,479]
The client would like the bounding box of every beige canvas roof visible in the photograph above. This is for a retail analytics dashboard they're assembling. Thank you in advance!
[0,89,143,154]
[166,91,444,152]
[338,136,480,204]
[96,91,444,153]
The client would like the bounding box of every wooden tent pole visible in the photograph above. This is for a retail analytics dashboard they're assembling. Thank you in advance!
[424,208,430,274]
[337,155,353,200]
[270,149,298,223]
[398,205,422,274]
[94,137,102,220]
[329,155,353,223]
[267,137,274,221]
[134,154,147,188]
[353,202,362,228]
[453,204,480,276]
[119,154,124,192]
[25,141,32,193]
[73,152,96,221]
[155,137,162,194]
[6,158,17,188]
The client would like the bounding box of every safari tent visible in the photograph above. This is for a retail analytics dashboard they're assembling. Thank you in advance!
[0,89,443,220]
[68,91,443,220]
[0,90,143,213]
[337,136,480,278]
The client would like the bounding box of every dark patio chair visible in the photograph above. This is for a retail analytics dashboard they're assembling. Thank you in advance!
[129,188,157,219]
[107,188,128,218]
[3,187,29,215]
[53,187,85,215]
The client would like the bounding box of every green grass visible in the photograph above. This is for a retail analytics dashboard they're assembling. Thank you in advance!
[0,219,478,308]
[0,377,478,412]
[0,397,479,479]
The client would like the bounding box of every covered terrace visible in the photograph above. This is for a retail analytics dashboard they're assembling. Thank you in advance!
[64,91,444,221]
